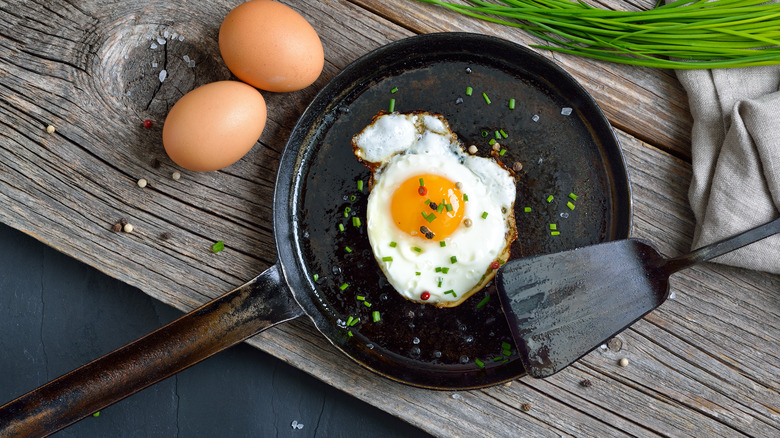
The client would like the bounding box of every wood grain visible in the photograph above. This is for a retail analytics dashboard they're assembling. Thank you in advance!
[1,0,777,437]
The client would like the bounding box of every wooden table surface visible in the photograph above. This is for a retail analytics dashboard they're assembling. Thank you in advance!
[1,0,778,436]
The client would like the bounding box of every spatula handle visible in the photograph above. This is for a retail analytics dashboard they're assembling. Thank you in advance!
[665,217,780,273]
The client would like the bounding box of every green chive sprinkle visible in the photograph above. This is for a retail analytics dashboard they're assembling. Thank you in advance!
[445,203,453,212]
[569,192,578,201]
[493,356,504,362]
[352,216,362,227]
[500,129,508,138]
[422,211,436,223]
[345,246,352,253]
[340,283,349,290]
[551,231,561,236]
[382,256,393,262]
[477,295,490,309]
[413,247,422,253]
[313,273,319,282]
[92,411,100,417]
[364,301,372,307]
[437,203,445,213]
[357,180,364,192]
[415,272,421,276]
[437,279,443,287]
[372,310,381,322]
[524,207,532,213]
[502,342,511,350]
[435,267,442,272]
[211,240,225,253]
[389,241,397,247]
[463,194,469,202]
[444,289,457,297]
[481,130,488,138]
[550,223,557,230]
[481,211,488,219]
[391,87,398,94]
[347,316,355,325]
[338,223,345,232]
[503,349,512,357]
[489,138,496,146]
[546,195,554,203]
[567,201,576,210]
[419,177,425,186]
[495,130,501,139]
[440,241,446,247]
[344,206,351,218]
[348,331,353,337]
[441,267,450,274]
[509,98,516,110]
[482,92,491,104]
[466,86,473,96]
[348,316,359,326]
[357,295,365,301]
[499,149,507,156]
[475,358,485,368]
[349,194,356,202]
[389,98,396,112]
[450,256,458,263]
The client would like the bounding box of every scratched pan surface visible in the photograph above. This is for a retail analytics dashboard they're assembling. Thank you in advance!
[276,32,632,389]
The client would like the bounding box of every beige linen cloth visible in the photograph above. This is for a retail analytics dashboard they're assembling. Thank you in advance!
[676,66,780,273]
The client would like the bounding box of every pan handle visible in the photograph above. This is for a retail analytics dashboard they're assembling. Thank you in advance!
[0,263,304,437]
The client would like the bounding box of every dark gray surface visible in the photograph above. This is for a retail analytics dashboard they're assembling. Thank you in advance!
[0,222,433,437]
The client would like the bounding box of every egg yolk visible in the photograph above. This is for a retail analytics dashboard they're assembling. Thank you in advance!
[391,174,464,240]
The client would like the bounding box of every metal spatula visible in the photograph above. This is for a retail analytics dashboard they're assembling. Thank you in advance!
[496,217,780,378]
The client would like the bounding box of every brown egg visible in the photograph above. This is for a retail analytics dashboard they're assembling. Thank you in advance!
[219,0,324,92]
[162,81,267,172]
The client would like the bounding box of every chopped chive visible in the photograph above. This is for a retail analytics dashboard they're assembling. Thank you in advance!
[567,201,576,210]
[437,278,442,287]
[339,222,346,232]
[466,86,473,96]
[463,194,469,202]
[482,92,491,104]
[352,216,362,227]
[348,331,353,337]
[499,149,507,156]
[549,223,557,230]
[349,194,356,202]
[313,273,319,282]
[348,316,359,326]
[364,301,372,307]
[569,192,579,201]
[444,289,457,297]
[437,203,445,213]
[357,180,364,192]
[345,246,352,253]
[346,316,355,325]
[477,294,490,309]
[340,283,349,290]
[493,356,504,362]
[475,358,485,368]
[546,195,554,203]
[524,207,532,213]
[481,130,488,138]
[211,240,225,253]
[382,256,393,262]
[551,231,561,236]
[388,98,396,112]
[495,130,501,139]
[344,206,351,218]
[508,98,516,110]
[441,267,450,274]
[389,241,397,247]
[413,247,422,253]
[424,198,431,205]
[502,342,511,350]
[481,211,488,219]
[356,295,365,301]
[450,256,458,263]
[488,138,496,145]
[391,87,398,94]
[415,272,421,276]
[440,241,446,247]
[435,267,442,272]
[419,177,425,186]
[422,211,437,223]
[500,129,508,138]
[502,349,512,357]
[445,203,453,212]
[92,411,100,417]
[372,310,381,322]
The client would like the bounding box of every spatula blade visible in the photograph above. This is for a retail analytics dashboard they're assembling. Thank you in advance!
[496,239,669,378]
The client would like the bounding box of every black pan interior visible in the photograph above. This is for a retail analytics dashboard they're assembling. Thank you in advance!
[274,33,632,389]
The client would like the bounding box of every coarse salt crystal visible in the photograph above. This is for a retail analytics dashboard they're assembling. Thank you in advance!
[178,35,184,41]
[561,107,573,116]
[183,55,190,63]
[669,292,676,299]
[291,420,303,430]
[159,70,167,83]
[188,60,196,68]
[150,43,157,49]
[532,114,540,122]
[157,37,166,45]
[152,61,158,68]
[451,393,461,400]
[164,30,169,38]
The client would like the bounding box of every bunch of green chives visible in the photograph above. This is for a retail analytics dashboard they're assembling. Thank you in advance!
[413,0,780,68]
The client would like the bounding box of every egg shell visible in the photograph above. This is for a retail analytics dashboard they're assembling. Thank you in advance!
[162,81,266,172]
[219,0,324,92]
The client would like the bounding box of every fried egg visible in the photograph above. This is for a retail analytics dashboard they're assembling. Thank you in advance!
[352,111,517,307]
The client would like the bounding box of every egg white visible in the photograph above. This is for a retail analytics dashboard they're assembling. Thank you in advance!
[353,112,517,307]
